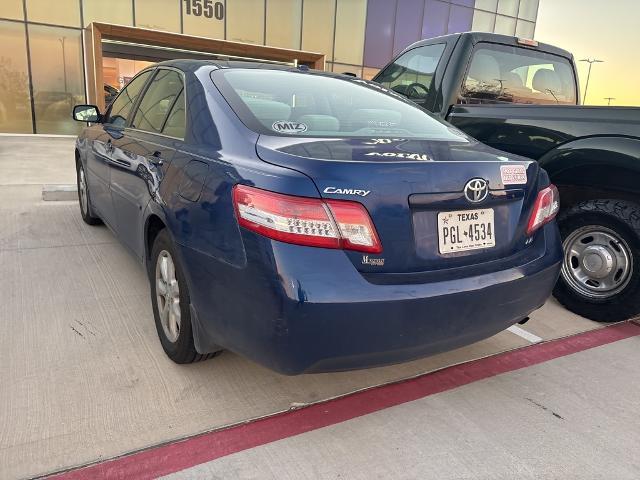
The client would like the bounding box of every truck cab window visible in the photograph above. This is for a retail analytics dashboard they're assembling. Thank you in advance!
[374,44,445,108]
[460,44,577,105]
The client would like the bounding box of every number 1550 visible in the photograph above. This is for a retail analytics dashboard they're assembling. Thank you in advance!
[183,0,224,19]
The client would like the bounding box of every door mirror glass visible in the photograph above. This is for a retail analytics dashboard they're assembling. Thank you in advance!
[73,105,101,123]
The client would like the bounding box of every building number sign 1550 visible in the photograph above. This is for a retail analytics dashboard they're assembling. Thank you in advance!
[183,0,224,19]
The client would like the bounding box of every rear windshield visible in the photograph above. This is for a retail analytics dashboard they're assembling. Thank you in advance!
[212,69,468,141]
[461,44,577,105]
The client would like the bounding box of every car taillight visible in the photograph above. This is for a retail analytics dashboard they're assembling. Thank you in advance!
[526,184,560,236]
[233,185,382,254]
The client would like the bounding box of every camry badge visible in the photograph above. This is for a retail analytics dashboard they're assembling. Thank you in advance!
[464,178,489,203]
[323,187,370,197]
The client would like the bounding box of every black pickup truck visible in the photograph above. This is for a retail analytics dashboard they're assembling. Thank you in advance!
[373,32,640,322]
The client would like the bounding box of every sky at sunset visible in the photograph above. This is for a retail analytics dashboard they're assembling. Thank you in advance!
[535,0,640,106]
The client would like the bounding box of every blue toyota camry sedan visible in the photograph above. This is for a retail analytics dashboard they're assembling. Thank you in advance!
[72,60,562,374]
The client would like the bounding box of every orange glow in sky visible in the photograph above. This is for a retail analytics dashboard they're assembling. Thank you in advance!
[535,0,640,106]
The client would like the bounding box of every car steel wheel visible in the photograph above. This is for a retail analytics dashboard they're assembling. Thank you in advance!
[155,250,181,343]
[561,225,633,300]
[78,166,88,215]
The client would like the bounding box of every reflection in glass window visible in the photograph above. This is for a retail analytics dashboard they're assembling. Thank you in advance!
[106,70,153,127]
[497,0,519,17]
[26,0,81,27]
[182,0,224,39]
[266,0,302,49]
[227,0,265,44]
[132,70,183,134]
[374,44,445,109]
[515,19,535,38]
[214,69,468,141]
[28,25,85,134]
[333,0,367,65]
[135,0,181,33]
[163,90,186,138]
[83,0,133,26]
[0,0,24,20]
[301,0,335,61]
[494,14,516,35]
[472,10,496,31]
[518,0,538,21]
[0,21,33,133]
[461,44,577,105]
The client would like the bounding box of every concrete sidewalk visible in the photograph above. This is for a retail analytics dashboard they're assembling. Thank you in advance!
[162,334,640,480]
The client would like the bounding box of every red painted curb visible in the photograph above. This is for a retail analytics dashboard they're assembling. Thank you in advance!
[47,322,640,480]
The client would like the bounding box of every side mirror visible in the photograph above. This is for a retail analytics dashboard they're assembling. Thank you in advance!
[72,104,101,123]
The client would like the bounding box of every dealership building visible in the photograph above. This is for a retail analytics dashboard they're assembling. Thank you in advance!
[0,0,539,135]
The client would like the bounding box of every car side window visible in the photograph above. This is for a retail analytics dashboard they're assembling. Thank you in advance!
[374,44,445,106]
[132,70,184,134]
[105,70,153,127]
[162,90,186,139]
[460,44,577,105]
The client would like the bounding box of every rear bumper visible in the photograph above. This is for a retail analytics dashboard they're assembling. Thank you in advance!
[180,223,562,375]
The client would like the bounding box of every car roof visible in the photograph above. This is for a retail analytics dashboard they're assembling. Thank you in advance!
[151,59,350,77]
[405,32,574,60]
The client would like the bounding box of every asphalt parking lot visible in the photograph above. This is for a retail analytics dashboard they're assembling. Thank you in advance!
[1,135,639,479]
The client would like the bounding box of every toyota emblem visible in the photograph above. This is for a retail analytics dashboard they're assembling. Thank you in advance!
[464,178,489,203]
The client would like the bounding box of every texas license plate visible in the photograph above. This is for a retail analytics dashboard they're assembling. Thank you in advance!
[437,208,495,254]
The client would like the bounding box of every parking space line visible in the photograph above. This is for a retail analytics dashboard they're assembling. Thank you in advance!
[507,324,543,343]
[45,322,640,480]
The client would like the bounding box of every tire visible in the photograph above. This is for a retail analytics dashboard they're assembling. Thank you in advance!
[76,162,102,225]
[554,199,640,322]
[150,229,218,363]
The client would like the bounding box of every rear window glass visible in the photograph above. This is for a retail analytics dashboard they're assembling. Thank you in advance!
[461,44,577,105]
[212,69,468,142]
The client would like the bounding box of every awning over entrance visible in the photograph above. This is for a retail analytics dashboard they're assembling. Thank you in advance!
[84,22,325,110]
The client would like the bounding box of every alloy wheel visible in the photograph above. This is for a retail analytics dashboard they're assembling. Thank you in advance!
[155,250,181,342]
[78,166,88,215]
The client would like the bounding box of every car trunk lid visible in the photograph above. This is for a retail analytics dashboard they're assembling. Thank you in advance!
[256,136,541,275]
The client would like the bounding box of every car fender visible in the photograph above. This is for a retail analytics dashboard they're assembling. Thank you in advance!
[538,136,640,202]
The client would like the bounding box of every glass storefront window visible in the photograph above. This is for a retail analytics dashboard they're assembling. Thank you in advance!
[28,25,84,134]
[266,0,302,50]
[301,0,335,60]
[82,0,133,27]
[362,67,380,81]
[331,63,363,78]
[0,0,24,20]
[182,0,225,39]
[475,0,498,12]
[518,0,538,21]
[447,4,472,34]
[494,14,516,35]
[472,10,496,31]
[497,0,519,17]
[422,0,449,39]
[26,0,80,27]
[333,0,366,65]
[135,0,181,33]
[226,0,264,44]
[515,19,535,38]
[0,21,33,133]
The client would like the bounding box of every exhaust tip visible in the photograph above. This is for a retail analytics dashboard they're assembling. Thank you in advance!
[518,316,530,325]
